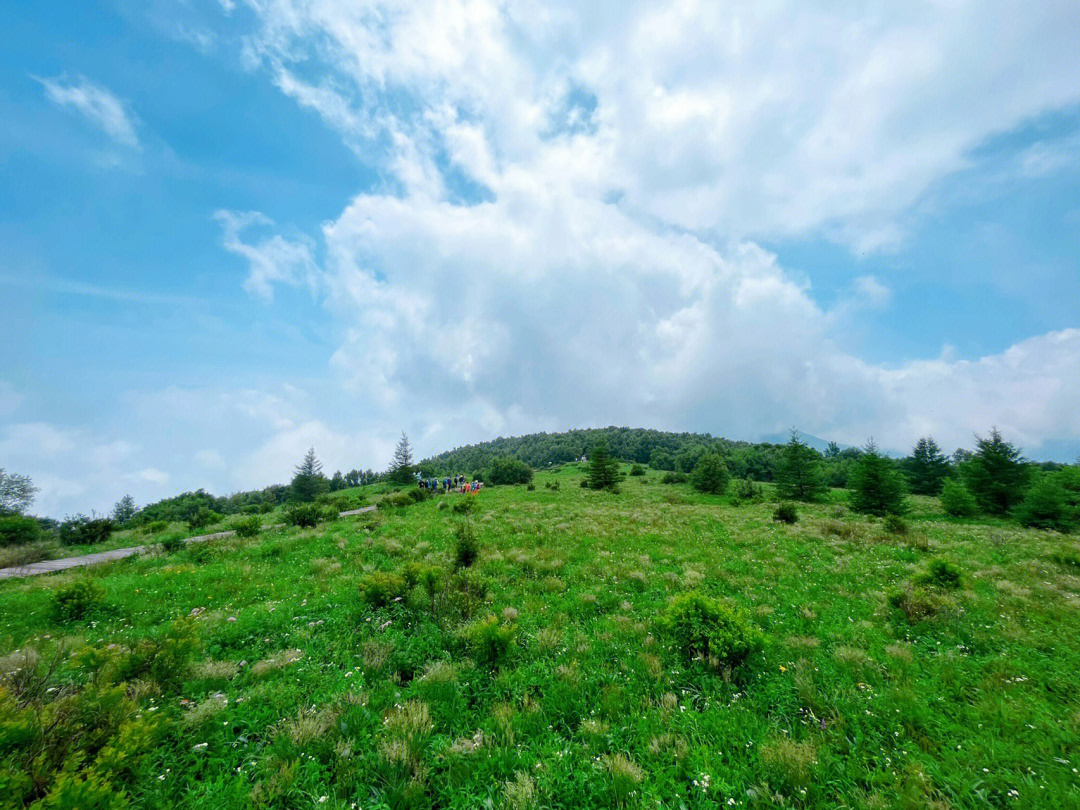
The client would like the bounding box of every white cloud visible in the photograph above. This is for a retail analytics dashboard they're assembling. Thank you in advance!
[214,210,319,301]
[137,468,170,485]
[34,74,140,147]
[195,449,225,469]
[0,381,21,416]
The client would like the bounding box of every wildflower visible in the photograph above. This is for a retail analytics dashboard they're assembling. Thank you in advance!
[193,742,208,751]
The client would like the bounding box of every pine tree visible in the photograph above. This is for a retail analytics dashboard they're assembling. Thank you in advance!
[112,494,138,525]
[848,440,907,516]
[964,428,1029,515]
[587,439,619,490]
[389,432,416,485]
[902,436,950,495]
[940,478,978,517]
[291,447,328,502]
[691,452,730,495]
[776,429,825,501]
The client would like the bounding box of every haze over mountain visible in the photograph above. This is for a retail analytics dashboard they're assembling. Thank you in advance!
[2,2,1079,517]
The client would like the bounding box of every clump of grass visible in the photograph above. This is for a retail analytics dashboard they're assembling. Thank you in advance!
[250,648,303,676]
[883,514,909,536]
[916,558,962,590]
[602,753,645,804]
[358,571,409,608]
[462,615,516,669]
[50,579,106,622]
[761,738,817,791]
[454,521,480,569]
[821,520,857,539]
[501,771,537,810]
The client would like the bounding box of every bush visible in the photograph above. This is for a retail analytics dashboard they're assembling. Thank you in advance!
[882,514,909,536]
[51,580,106,622]
[917,559,962,590]
[233,516,262,539]
[358,571,409,608]
[526,482,536,491]
[285,503,324,528]
[1015,475,1074,532]
[186,507,222,531]
[629,464,646,477]
[658,592,763,669]
[691,452,730,495]
[488,456,534,486]
[0,540,59,568]
[773,503,798,524]
[454,522,479,570]
[733,478,762,501]
[142,519,169,535]
[848,442,907,516]
[545,480,560,491]
[58,515,116,546]
[462,615,516,669]
[888,586,954,622]
[452,497,478,516]
[940,478,978,518]
[160,533,186,553]
[0,514,41,546]
[661,472,688,485]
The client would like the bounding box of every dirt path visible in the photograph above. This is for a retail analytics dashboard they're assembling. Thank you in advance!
[0,506,376,581]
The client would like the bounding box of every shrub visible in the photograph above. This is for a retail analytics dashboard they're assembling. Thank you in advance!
[186,506,222,531]
[661,472,688,485]
[50,580,106,622]
[488,456,534,486]
[285,503,323,528]
[0,540,58,568]
[733,478,762,501]
[452,497,478,515]
[690,452,730,495]
[883,514,909,536]
[58,515,116,546]
[629,464,646,477]
[462,615,516,669]
[545,480,560,491]
[888,586,953,622]
[848,441,907,516]
[160,533,186,553]
[233,515,262,539]
[1015,475,1074,532]
[454,522,479,570]
[940,478,978,517]
[773,503,798,524]
[142,519,169,535]
[917,559,962,590]
[0,514,40,546]
[526,483,536,491]
[358,571,409,608]
[658,592,763,669]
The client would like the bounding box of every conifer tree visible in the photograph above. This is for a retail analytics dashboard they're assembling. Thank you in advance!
[964,428,1028,515]
[691,452,730,495]
[776,429,825,501]
[848,440,907,516]
[902,436,950,495]
[389,432,416,485]
[291,447,327,502]
[112,494,138,525]
[587,439,619,490]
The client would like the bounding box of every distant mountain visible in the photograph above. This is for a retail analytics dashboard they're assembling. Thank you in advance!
[760,430,847,453]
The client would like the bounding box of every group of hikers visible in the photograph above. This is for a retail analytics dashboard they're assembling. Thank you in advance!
[416,473,484,494]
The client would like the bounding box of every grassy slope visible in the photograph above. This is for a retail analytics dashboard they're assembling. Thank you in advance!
[1,465,1079,808]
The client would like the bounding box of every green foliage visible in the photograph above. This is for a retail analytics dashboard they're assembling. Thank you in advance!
[488,456,534,485]
[233,515,262,539]
[776,429,826,501]
[358,571,409,608]
[142,520,168,535]
[50,580,106,621]
[388,431,416,485]
[629,463,646,476]
[111,494,138,525]
[284,503,324,528]
[917,559,962,590]
[648,449,676,471]
[159,533,185,553]
[291,447,328,503]
[1015,474,1075,532]
[451,495,479,515]
[902,436,951,495]
[454,521,479,570]
[661,471,688,484]
[587,439,620,491]
[773,502,798,524]
[658,592,763,669]
[732,477,762,501]
[690,452,729,495]
[0,467,38,514]
[0,513,41,546]
[461,614,516,668]
[186,506,222,531]
[940,478,978,517]
[58,515,116,546]
[882,514,909,536]
[847,440,907,516]
[964,428,1029,515]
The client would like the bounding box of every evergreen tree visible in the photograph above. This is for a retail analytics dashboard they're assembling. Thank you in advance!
[848,440,907,516]
[112,494,138,525]
[329,470,345,491]
[1015,474,1073,532]
[388,432,416,485]
[291,447,328,502]
[825,441,841,459]
[902,436,951,495]
[776,429,826,501]
[940,478,978,517]
[587,439,619,490]
[691,452,730,495]
[964,428,1029,515]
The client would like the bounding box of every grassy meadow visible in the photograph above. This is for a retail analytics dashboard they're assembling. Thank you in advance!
[2,464,1079,808]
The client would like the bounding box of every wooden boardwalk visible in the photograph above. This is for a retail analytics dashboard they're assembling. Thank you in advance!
[0,506,376,581]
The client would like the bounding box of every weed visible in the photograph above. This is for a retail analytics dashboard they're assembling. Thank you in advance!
[773,503,798,524]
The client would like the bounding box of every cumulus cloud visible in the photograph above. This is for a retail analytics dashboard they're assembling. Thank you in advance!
[34,74,140,147]
[214,210,319,301]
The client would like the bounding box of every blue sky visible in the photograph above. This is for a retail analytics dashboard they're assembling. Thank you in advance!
[1,1,1079,516]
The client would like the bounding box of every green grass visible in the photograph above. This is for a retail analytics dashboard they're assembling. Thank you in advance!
[1,465,1078,808]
